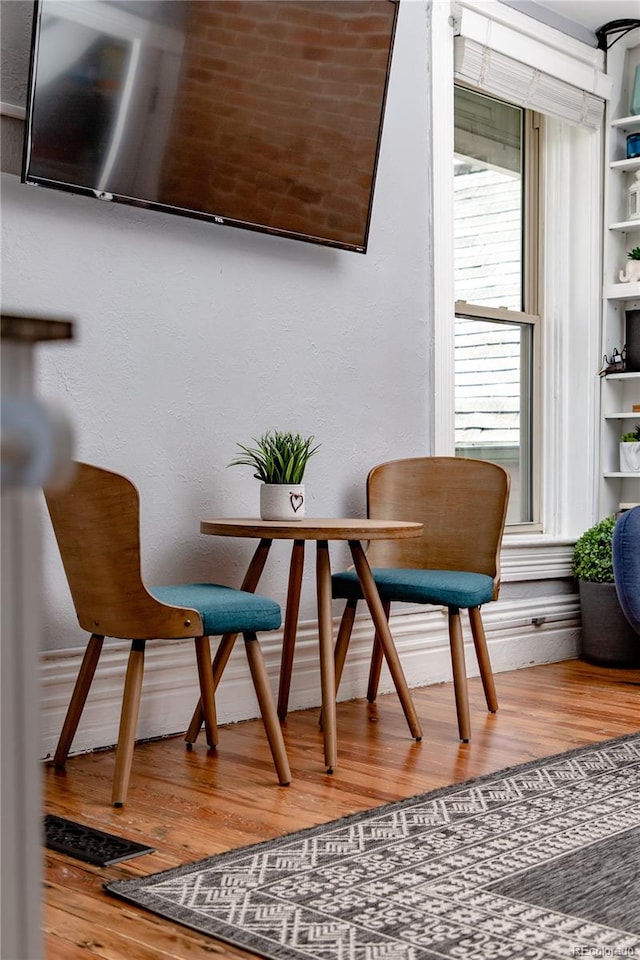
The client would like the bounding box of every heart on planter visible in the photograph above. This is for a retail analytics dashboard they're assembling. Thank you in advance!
[290,492,304,512]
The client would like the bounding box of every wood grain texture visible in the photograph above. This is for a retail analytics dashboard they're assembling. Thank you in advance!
[44,659,640,960]
[199,518,423,540]
[364,456,510,594]
[44,463,291,803]
[339,456,510,743]
[196,520,423,772]
[45,463,203,640]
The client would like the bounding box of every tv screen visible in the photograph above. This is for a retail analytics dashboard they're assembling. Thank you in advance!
[21,0,399,253]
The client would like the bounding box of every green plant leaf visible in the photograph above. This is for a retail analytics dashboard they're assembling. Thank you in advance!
[228,431,320,484]
[571,515,616,583]
[621,424,640,442]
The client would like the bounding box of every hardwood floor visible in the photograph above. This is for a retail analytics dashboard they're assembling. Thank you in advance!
[43,659,640,960]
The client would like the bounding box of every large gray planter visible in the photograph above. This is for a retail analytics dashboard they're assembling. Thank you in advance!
[578,580,640,667]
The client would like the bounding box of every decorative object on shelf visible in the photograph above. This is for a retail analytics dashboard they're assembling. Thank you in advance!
[620,424,640,473]
[619,246,640,283]
[631,63,640,116]
[571,515,640,667]
[626,310,640,371]
[627,132,640,159]
[229,430,320,521]
[628,170,640,221]
[598,346,625,376]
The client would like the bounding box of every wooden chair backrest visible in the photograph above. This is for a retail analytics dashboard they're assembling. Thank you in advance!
[364,457,510,597]
[44,462,201,639]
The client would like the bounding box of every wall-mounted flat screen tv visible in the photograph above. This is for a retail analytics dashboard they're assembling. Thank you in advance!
[21,0,399,253]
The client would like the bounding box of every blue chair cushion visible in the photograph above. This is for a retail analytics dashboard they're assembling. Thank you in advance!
[612,507,640,635]
[331,568,495,609]
[149,584,281,636]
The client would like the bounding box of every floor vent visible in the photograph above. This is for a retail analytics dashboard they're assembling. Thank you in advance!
[44,814,155,866]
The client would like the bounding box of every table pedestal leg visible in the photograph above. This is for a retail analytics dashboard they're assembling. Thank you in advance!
[348,541,422,741]
[316,541,337,773]
[237,539,273,593]
[185,538,273,745]
[367,600,390,702]
[334,599,357,692]
[277,540,305,720]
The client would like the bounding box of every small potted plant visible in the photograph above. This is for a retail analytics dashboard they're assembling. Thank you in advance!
[229,431,320,521]
[572,515,639,666]
[619,246,640,283]
[620,424,640,473]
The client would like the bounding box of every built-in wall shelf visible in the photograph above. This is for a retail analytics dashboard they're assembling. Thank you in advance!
[609,219,640,232]
[610,114,640,133]
[600,42,640,519]
[603,282,640,300]
[610,157,640,171]
[602,371,640,382]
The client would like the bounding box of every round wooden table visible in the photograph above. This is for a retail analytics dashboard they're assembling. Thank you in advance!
[189,517,424,773]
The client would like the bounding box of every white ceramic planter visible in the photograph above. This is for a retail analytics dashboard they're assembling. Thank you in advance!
[620,442,640,473]
[260,483,305,521]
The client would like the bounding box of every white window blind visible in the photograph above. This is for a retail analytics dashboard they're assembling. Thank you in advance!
[454,36,604,128]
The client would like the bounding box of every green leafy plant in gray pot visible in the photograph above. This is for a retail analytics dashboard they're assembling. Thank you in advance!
[229,430,320,521]
[571,515,640,667]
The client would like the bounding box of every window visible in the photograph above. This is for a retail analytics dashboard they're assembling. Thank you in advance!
[453,86,540,526]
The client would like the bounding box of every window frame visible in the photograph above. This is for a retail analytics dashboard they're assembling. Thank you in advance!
[454,301,541,530]
[453,96,542,531]
[431,1,604,541]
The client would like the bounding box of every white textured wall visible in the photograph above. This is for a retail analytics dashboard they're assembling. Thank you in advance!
[0,1,31,104]
[1,1,433,651]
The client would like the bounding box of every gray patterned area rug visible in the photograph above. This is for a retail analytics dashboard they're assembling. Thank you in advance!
[106,734,640,960]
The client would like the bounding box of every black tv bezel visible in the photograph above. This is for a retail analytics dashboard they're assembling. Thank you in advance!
[21,0,399,254]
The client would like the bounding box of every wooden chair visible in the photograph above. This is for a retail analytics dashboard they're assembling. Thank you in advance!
[44,462,291,806]
[331,456,510,742]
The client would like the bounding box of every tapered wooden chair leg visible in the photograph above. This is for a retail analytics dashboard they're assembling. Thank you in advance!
[367,600,390,702]
[185,633,237,744]
[448,608,471,743]
[54,634,104,767]
[244,633,291,786]
[194,636,218,748]
[469,606,498,713]
[112,640,145,807]
[186,539,273,744]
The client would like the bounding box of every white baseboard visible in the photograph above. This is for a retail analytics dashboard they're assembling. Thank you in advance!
[39,592,580,759]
